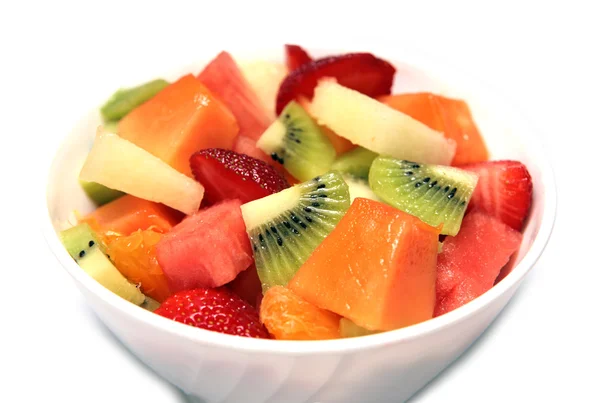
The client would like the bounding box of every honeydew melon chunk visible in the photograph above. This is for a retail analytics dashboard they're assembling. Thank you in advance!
[237,59,288,119]
[309,80,456,165]
[79,131,204,215]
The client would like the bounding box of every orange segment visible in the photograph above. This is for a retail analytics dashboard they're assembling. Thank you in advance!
[379,93,489,165]
[106,229,171,302]
[118,74,239,177]
[81,195,183,236]
[259,286,340,340]
[289,198,440,331]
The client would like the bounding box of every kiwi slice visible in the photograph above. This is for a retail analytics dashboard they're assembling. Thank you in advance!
[339,318,378,338]
[59,223,145,305]
[100,78,169,122]
[369,156,478,236]
[141,296,161,312]
[240,171,350,291]
[80,180,124,206]
[257,101,336,182]
[332,147,378,180]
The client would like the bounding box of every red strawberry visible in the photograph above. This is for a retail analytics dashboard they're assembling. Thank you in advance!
[462,160,533,231]
[276,53,396,114]
[190,148,290,205]
[155,287,270,338]
[285,44,312,71]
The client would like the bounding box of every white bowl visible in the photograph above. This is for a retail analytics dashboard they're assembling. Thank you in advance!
[41,45,556,403]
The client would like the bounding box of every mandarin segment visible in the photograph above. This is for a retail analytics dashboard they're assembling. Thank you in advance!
[260,286,341,340]
[107,229,172,302]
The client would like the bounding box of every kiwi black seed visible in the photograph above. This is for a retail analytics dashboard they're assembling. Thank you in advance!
[368,156,479,236]
[240,171,350,291]
[256,101,336,182]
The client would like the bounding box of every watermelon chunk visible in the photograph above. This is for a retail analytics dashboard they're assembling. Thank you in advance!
[156,199,253,292]
[198,51,272,141]
[289,198,440,331]
[434,211,523,316]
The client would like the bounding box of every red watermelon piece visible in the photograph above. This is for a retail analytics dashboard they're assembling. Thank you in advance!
[156,199,253,292]
[227,263,263,308]
[197,51,272,141]
[434,211,523,317]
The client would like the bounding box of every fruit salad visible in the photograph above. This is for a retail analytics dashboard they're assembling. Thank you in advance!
[59,45,533,340]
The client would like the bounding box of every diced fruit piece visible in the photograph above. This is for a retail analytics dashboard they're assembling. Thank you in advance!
[260,286,340,340]
[118,74,239,176]
[155,287,269,339]
[285,44,312,71]
[80,195,183,236]
[332,147,378,180]
[79,180,124,206]
[106,229,171,302]
[369,156,478,236]
[339,318,378,338]
[257,101,336,181]
[380,93,489,165]
[59,223,145,305]
[79,132,204,215]
[156,200,253,292]
[343,175,381,204]
[228,263,263,308]
[289,198,440,331]
[298,96,356,155]
[434,211,523,316]
[189,148,290,205]
[100,79,169,122]
[241,171,351,291]
[276,53,396,114]
[461,160,533,231]
[310,81,456,165]
[237,59,288,119]
[198,51,272,141]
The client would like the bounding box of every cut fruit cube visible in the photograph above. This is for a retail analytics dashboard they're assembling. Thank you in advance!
[80,194,183,236]
[79,132,204,215]
[289,197,440,331]
[257,101,336,182]
[310,80,456,165]
[156,199,254,292]
[379,93,489,165]
[198,51,272,141]
[117,74,239,176]
[237,59,288,119]
[434,211,523,316]
[260,286,340,340]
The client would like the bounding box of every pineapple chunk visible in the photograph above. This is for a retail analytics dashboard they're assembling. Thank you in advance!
[310,80,456,165]
[79,130,204,215]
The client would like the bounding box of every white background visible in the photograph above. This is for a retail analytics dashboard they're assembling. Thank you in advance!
[2,1,599,402]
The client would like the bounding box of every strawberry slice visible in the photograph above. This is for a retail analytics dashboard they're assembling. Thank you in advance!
[285,44,313,71]
[155,287,270,338]
[461,160,533,231]
[276,53,396,114]
[190,148,290,205]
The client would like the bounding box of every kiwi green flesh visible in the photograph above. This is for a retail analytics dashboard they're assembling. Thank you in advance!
[59,223,145,305]
[339,318,379,338]
[332,147,378,180]
[80,179,124,206]
[244,171,350,292]
[259,101,336,182]
[369,156,478,236]
[141,296,161,312]
[100,78,169,122]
